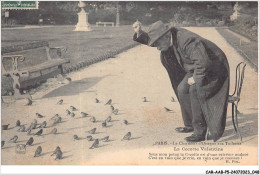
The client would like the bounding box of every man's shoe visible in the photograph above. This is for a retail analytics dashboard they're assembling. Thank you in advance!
[185,134,205,142]
[175,127,194,133]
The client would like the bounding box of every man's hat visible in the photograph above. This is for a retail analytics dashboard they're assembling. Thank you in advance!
[147,20,173,47]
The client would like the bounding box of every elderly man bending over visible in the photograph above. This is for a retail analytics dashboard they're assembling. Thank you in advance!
[133,20,230,142]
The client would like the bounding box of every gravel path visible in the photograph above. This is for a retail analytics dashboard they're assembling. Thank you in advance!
[1,27,258,165]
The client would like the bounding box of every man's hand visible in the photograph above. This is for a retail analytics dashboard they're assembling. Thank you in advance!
[133,20,142,36]
[188,77,195,85]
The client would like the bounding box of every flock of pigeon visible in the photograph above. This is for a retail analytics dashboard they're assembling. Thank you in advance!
[2,96,176,161]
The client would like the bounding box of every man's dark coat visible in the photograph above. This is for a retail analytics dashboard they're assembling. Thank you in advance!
[133,27,230,141]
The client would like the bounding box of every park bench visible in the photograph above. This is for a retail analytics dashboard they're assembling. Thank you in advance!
[1,41,70,100]
[96,22,114,27]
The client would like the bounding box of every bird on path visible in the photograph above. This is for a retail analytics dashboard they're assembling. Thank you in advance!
[123,120,128,125]
[102,122,107,128]
[51,146,61,156]
[70,106,77,111]
[86,135,93,141]
[66,110,71,116]
[26,137,34,146]
[9,135,18,143]
[1,141,5,148]
[110,105,115,111]
[27,129,32,136]
[70,112,75,118]
[17,125,25,132]
[105,99,112,105]
[164,107,173,112]
[105,116,112,123]
[36,113,44,118]
[112,109,119,115]
[73,135,79,140]
[101,136,109,142]
[143,97,147,102]
[50,128,57,134]
[81,112,88,117]
[54,149,63,160]
[16,120,21,127]
[38,121,47,128]
[57,99,63,105]
[34,129,43,136]
[34,146,42,157]
[90,117,96,123]
[121,132,131,141]
[88,128,96,134]
[2,124,9,130]
[95,98,100,103]
[51,146,63,160]
[26,98,33,106]
[27,122,37,130]
[89,139,99,149]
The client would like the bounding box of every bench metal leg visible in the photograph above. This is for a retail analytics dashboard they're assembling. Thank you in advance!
[10,73,32,104]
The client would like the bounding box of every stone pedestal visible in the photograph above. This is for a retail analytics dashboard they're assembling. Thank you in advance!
[74,3,92,31]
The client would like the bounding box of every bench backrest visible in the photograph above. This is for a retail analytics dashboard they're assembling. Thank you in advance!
[2,41,51,72]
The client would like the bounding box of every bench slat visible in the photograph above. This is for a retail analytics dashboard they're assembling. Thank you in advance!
[20,59,69,73]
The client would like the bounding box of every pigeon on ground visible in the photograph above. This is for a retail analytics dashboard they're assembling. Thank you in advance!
[90,117,96,123]
[26,137,34,146]
[95,98,100,103]
[81,112,88,117]
[66,110,71,115]
[70,112,75,118]
[70,106,77,111]
[105,116,112,122]
[26,98,33,106]
[88,128,96,134]
[9,135,18,143]
[38,121,47,128]
[164,107,173,112]
[123,120,128,125]
[2,124,9,130]
[171,97,176,102]
[112,109,119,115]
[55,149,63,160]
[121,132,131,141]
[36,113,44,118]
[16,120,21,127]
[27,129,32,136]
[51,146,61,156]
[27,122,37,131]
[86,135,93,141]
[89,139,99,149]
[102,122,107,128]
[143,97,147,102]
[105,99,112,105]
[34,129,43,136]
[101,136,109,142]
[17,125,25,132]
[1,141,5,148]
[73,135,79,140]
[110,105,115,111]
[34,146,42,157]
[51,146,63,160]
[50,128,57,134]
[57,99,63,105]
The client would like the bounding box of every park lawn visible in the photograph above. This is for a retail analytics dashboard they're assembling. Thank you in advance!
[1,25,136,68]
[216,28,258,70]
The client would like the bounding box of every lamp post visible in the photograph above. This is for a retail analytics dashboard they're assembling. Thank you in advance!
[116,2,120,27]
[74,1,92,31]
